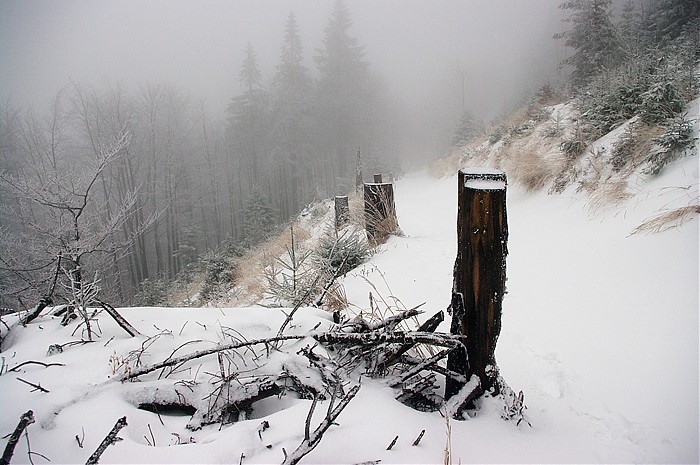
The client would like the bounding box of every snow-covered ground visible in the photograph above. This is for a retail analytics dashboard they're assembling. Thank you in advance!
[1,153,698,463]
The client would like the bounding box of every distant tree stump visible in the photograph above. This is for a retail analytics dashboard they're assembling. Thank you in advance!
[355,148,363,194]
[364,182,399,245]
[335,195,349,230]
[445,169,508,403]
[373,174,383,183]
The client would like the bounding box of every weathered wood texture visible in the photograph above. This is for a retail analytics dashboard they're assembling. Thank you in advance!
[445,170,508,401]
[364,182,399,244]
[334,196,349,230]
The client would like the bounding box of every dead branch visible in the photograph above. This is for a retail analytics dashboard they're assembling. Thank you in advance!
[389,348,452,387]
[96,301,140,337]
[16,377,49,393]
[380,310,444,367]
[412,430,425,446]
[0,410,34,465]
[85,416,127,465]
[315,330,461,350]
[281,384,360,465]
[445,375,482,420]
[8,361,65,373]
[386,435,399,450]
[366,304,424,332]
[117,334,307,382]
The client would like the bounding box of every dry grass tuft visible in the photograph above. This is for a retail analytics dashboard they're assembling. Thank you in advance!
[630,204,700,235]
[586,179,634,214]
[232,223,311,306]
[321,282,349,313]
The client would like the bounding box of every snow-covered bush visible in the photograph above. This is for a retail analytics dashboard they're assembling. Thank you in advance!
[199,250,235,300]
[314,228,373,278]
[645,115,698,175]
[133,278,170,307]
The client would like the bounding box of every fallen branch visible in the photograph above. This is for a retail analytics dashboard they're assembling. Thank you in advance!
[282,384,360,465]
[85,416,127,465]
[445,375,482,420]
[8,361,65,373]
[117,334,307,382]
[96,301,140,337]
[380,310,444,367]
[0,410,34,465]
[389,348,452,387]
[16,377,49,393]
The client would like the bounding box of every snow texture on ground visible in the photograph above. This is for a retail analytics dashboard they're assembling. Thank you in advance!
[1,155,698,463]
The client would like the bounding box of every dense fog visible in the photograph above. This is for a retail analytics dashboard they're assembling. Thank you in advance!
[0,0,569,305]
[1,0,564,161]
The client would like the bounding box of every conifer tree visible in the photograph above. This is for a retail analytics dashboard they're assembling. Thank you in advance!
[270,12,314,219]
[555,0,621,88]
[315,0,372,188]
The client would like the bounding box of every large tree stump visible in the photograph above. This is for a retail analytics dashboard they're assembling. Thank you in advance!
[445,169,508,404]
[334,196,349,230]
[364,181,399,245]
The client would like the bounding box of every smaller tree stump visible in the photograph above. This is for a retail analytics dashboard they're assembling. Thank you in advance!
[373,174,383,183]
[364,182,399,245]
[334,196,350,230]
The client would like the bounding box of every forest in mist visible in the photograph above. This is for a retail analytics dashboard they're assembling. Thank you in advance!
[0,0,697,308]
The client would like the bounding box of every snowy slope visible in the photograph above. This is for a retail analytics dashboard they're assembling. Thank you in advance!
[2,148,697,464]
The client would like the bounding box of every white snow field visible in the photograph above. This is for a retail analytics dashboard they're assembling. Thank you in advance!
[1,154,698,464]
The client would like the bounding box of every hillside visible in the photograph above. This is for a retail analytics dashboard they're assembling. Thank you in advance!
[0,98,698,463]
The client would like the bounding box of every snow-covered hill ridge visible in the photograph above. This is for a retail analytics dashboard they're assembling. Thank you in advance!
[0,100,698,463]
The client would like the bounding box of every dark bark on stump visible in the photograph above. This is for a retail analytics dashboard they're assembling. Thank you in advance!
[373,174,383,183]
[445,170,508,402]
[364,182,399,245]
[334,196,349,230]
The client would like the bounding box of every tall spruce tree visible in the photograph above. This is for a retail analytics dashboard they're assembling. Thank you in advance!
[555,0,621,88]
[314,0,371,190]
[227,43,269,187]
[270,12,315,219]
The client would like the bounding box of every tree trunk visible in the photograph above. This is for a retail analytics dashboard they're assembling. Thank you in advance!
[364,182,399,245]
[445,169,508,402]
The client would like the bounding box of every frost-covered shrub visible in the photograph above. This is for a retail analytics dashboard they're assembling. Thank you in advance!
[199,250,235,300]
[645,115,697,175]
[314,228,373,278]
[133,278,170,307]
[264,243,317,307]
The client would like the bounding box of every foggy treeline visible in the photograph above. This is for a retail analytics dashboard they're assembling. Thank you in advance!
[0,2,398,307]
[1,0,697,310]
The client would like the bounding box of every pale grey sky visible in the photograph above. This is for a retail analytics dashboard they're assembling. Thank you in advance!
[0,0,566,153]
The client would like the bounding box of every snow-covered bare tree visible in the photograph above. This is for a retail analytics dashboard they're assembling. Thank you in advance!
[0,123,152,310]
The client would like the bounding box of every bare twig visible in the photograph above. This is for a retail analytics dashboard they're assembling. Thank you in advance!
[16,377,49,393]
[1,410,34,465]
[281,384,360,465]
[386,435,399,450]
[8,361,65,373]
[412,430,425,446]
[85,416,127,465]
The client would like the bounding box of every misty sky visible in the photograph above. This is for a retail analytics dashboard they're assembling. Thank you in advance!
[0,0,566,154]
